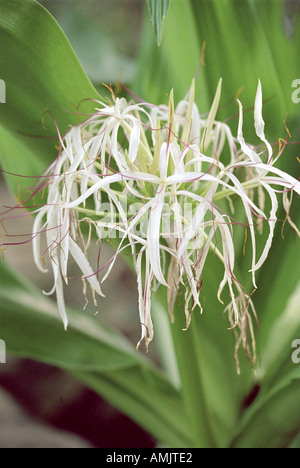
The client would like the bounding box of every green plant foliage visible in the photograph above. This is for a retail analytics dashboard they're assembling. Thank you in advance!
[137,0,300,128]
[0,125,45,196]
[0,0,99,168]
[0,259,192,448]
[231,371,300,448]
[146,0,171,45]
[0,0,300,448]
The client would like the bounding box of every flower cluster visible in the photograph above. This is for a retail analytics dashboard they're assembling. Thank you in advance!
[2,80,300,368]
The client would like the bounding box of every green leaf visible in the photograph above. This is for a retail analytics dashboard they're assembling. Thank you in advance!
[231,370,300,448]
[0,259,192,447]
[136,0,205,105]
[137,0,300,124]
[57,9,136,84]
[231,280,300,448]
[146,0,171,46]
[258,281,300,390]
[0,0,99,166]
[0,125,45,196]
[157,285,248,448]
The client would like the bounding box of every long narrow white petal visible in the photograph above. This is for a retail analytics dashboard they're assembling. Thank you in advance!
[60,211,70,281]
[178,183,217,259]
[237,99,263,168]
[69,236,105,297]
[136,249,154,348]
[127,119,141,163]
[55,269,68,330]
[147,186,168,286]
[259,163,300,195]
[201,78,222,153]
[32,208,48,273]
[45,252,68,330]
[223,171,259,288]
[254,80,273,161]
[253,182,278,271]
[65,174,123,209]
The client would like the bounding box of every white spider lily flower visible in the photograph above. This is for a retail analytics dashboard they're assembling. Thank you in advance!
[237,80,300,275]
[3,79,299,368]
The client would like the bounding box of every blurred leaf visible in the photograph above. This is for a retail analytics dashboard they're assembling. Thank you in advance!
[0,0,99,167]
[146,0,171,46]
[57,10,136,84]
[231,369,300,448]
[0,259,192,447]
[257,280,300,390]
[289,432,300,448]
[284,0,300,37]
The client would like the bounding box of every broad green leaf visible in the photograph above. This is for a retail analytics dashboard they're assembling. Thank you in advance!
[0,259,192,447]
[158,286,249,448]
[231,370,300,448]
[0,0,99,168]
[0,125,45,196]
[257,280,300,390]
[146,0,171,46]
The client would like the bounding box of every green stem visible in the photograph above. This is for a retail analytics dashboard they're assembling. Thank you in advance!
[213,178,261,202]
[73,206,120,218]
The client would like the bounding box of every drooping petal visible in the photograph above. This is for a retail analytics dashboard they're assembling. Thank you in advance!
[147,185,168,286]
[32,207,48,273]
[127,117,141,163]
[253,181,278,271]
[59,210,71,282]
[69,236,105,297]
[136,249,154,349]
[177,183,218,260]
[55,267,68,331]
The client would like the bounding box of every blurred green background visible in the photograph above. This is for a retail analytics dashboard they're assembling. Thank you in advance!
[38,0,143,85]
